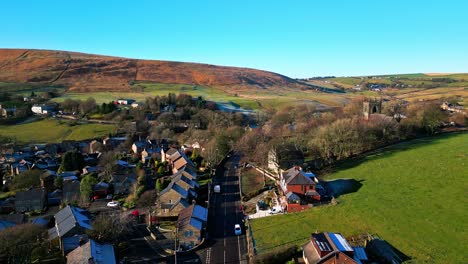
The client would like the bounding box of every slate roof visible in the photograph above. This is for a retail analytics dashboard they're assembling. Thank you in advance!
[52,206,92,238]
[177,204,208,231]
[283,168,315,186]
[160,181,189,199]
[161,198,190,210]
[15,188,46,203]
[67,239,115,264]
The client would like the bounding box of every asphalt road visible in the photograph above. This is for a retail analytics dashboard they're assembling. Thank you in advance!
[207,153,248,264]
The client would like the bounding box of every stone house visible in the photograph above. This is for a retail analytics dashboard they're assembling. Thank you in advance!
[177,204,208,250]
[15,188,47,212]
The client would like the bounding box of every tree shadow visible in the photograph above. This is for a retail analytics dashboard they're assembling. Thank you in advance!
[324,179,364,198]
[367,236,412,263]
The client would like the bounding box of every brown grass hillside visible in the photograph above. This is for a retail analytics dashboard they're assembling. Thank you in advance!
[0,49,305,92]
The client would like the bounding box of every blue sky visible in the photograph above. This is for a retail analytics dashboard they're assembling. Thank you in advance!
[1,0,467,77]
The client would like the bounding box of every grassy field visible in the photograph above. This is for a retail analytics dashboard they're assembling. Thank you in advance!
[0,119,116,143]
[241,168,265,195]
[49,81,351,111]
[250,133,468,263]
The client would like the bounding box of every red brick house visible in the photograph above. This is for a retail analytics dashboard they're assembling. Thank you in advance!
[279,167,323,202]
[302,232,368,264]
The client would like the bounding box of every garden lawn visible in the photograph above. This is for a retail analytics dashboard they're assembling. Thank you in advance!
[250,133,468,263]
[241,168,265,195]
[0,119,115,143]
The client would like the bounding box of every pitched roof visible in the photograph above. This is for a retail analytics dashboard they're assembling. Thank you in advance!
[173,172,199,188]
[67,239,116,264]
[15,188,46,201]
[177,204,208,231]
[160,181,189,199]
[53,206,92,237]
[166,147,179,156]
[283,168,315,186]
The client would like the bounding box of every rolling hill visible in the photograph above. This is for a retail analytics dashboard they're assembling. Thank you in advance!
[0,49,306,92]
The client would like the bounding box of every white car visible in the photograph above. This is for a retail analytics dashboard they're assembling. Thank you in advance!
[107,201,119,208]
[234,224,242,235]
[269,207,283,214]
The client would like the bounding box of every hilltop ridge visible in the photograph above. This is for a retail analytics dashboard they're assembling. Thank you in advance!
[0,49,306,92]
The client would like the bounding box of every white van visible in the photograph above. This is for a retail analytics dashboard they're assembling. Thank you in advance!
[214,185,221,193]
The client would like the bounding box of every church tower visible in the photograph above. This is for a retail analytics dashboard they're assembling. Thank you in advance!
[363,98,382,120]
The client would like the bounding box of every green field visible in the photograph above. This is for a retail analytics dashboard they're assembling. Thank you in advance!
[241,168,265,195]
[250,133,468,263]
[0,119,116,143]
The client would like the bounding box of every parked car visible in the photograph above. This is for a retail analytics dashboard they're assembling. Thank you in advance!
[269,207,283,214]
[234,224,242,235]
[107,201,119,208]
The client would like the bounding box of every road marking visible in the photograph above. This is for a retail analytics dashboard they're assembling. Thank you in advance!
[205,248,211,264]
[237,235,242,263]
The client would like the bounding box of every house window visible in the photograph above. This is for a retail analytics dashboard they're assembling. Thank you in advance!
[185,231,190,237]
[169,199,173,204]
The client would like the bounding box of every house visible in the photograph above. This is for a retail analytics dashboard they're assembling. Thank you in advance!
[157,181,195,217]
[440,101,465,113]
[280,167,323,203]
[10,159,32,175]
[57,171,79,182]
[159,198,190,218]
[31,104,56,115]
[302,232,368,264]
[48,189,63,206]
[82,165,102,175]
[93,181,110,197]
[116,98,135,105]
[40,170,57,192]
[0,198,15,214]
[141,147,162,164]
[102,136,127,148]
[177,204,208,250]
[89,140,103,153]
[15,188,47,212]
[0,104,16,118]
[110,174,136,195]
[172,170,199,190]
[66,239,116,264]
[48,206,92,253]
[63,180,81,203]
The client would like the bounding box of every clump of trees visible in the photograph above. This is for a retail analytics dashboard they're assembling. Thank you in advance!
[11,170,42,190]
[87,214,136,244]
[0,224,47,263]
[80,173,98,202]
[236,98,448,169]
[59,150,85,172]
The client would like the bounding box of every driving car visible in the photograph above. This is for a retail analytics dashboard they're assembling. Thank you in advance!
[107,201,119,208]
[234,224,242,235]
